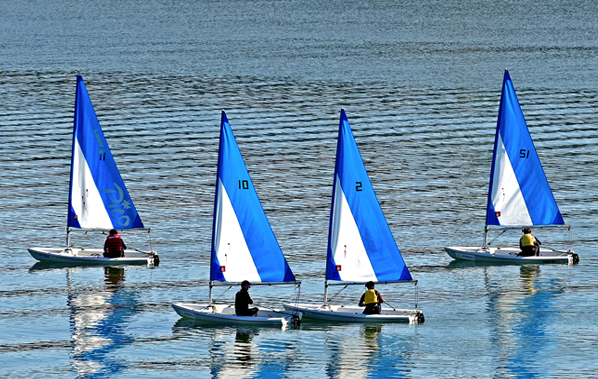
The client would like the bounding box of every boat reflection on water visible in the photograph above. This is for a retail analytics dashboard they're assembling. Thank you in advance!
[172,321,295,378]
[66,266,139,377]
[484,264,560,377]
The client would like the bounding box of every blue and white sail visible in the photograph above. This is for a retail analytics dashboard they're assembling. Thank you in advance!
[325,110,412,283]
[67,75,144,230]
[210,111,296,283]
[485,70,565,227]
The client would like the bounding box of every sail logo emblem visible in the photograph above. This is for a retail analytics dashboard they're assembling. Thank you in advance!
[101,183,132,227]
[220,266,226,272]
[336,265,342,271]
[495,211,501,217]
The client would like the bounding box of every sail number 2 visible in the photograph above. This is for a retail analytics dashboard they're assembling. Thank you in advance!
[519,149,530,158]
[356,182,362,191]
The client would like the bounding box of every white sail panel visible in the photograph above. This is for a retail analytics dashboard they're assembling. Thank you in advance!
[329,176,377,281]
[71,139,114,229]
[213,180,261,282]
[490,134,532,226]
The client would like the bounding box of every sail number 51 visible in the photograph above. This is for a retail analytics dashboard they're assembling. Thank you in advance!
[519,149,530,158]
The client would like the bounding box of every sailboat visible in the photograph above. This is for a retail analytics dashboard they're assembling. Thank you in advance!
[445,70,578,264]
[283,110,425,323]
[28,74,158,265]
[171,111,301,327]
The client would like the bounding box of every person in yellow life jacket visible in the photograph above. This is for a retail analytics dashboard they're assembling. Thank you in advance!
[359,281,383,314]
[104,229,127,258]
[518,228,541,257]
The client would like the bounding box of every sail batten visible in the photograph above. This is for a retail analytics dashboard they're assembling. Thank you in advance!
[210,111,296,284]
[67,75,144,231]
[486,70,565,227]
[325,110,412,283]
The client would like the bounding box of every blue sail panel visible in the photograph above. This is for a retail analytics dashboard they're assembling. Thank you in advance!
[210,111,296,283]
[486,70,564,226]
[325,110,412,282]
[67,75,144,230]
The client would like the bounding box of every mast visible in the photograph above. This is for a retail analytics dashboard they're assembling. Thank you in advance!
[483,225,489,248]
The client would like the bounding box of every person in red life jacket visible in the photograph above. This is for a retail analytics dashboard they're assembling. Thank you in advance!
[104,229,127,258]
[359,281,383,314]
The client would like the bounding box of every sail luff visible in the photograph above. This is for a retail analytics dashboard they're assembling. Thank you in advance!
[210,112,226,282]
[67,77,82,231]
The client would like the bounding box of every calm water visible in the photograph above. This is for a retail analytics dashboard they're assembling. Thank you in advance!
[2,0,598,378]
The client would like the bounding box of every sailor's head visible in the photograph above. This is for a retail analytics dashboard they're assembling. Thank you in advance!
[109,229,118,235]
[241,280,251,289]
[365,281,375,289]
[522,228,532,234]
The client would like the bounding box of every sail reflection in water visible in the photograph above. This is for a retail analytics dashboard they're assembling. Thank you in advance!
[67,267,138,377]
[172,322,296,378]
[484,265,560,377]
[321,323,416,378]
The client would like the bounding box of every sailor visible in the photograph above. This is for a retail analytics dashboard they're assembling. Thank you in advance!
[235,280,259,317]
[518,228,541,257]
[103,229,127,258]
[359,281,383,314]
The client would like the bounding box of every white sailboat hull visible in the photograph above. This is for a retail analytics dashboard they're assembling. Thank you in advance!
[171,303,302,327]
[282,303,424,324]
[445,246,578,264]
[28,247,157,265]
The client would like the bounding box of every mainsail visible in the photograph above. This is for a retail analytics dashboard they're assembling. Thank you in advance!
[325,109,412,282]
[210,111,296,283]
[485,70,565,227]
[67,75,144,230]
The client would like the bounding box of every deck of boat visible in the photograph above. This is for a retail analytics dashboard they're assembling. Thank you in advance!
[445,246,577,264]
[28,247,155,265]
[172,302,301,327]
[283,303,424,323]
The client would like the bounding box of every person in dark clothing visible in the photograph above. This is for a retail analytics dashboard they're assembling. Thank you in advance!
[103,229,127,258]
[235,280,259,316]
[359,281,383,314]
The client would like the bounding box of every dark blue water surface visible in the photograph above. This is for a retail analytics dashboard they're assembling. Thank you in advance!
[1,1,598,378]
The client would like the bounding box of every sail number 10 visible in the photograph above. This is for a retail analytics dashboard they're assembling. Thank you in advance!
[238,180,249,189]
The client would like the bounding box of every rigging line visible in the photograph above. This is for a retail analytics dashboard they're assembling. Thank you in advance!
[212,285,233,304]
[487,229,507,246]
[567,226,573,252]
[148,229,154,253]
[292,283,302,313]
[415,283,419,309]
[327,284,348,304]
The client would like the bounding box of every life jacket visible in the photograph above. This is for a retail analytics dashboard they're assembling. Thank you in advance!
[520,234,534,247]
[364,289,378,305]
[106,234,124,253]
